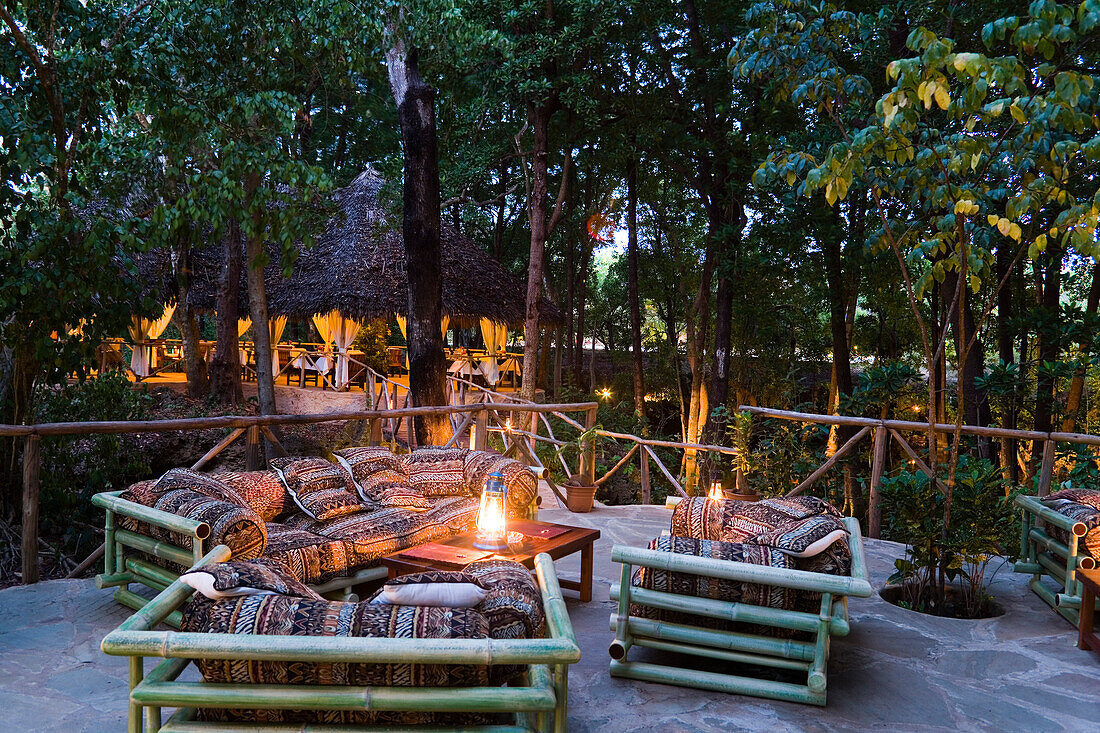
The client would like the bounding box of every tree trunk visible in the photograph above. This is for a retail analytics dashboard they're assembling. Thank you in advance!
[386,40,450,445]
[244,175,278,422]
[574,239,592,390]
[173,236,208,398]
[1062,260,1100,432]
[209,223,243,405]
[520,102,553,401]
[626,157,646,421]
[493,161,508,261]
[1033,246,1064,454]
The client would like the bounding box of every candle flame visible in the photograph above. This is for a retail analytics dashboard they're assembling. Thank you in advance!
[708,481,724,501]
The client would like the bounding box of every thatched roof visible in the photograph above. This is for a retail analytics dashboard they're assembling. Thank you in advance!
[140,169,557,327]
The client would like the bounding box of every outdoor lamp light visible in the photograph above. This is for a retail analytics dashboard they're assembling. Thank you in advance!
[708,479,724,502]
[474,470,508,552]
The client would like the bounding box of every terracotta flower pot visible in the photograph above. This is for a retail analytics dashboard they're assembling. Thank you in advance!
[565,478,597,513]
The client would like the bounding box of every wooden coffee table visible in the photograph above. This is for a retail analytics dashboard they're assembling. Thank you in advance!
[382,519,601,602]
[1078,567,1100,658]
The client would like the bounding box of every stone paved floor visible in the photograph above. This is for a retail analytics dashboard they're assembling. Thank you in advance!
[2,504,1098,732]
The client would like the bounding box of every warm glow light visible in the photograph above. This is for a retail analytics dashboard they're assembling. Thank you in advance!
[911,405,921,412]
[504,418,513,432]
[598,387,613,400]
[475,472,508,552]
[707,480,724,502]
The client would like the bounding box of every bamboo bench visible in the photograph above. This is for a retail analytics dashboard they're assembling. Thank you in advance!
[101,546,579,733]
[1013,494,1100,628]
[607,516,872,706]
[92,490,388,622]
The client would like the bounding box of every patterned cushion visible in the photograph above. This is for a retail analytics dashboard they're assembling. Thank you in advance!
[270,457,364,522]
[262,522,356,585]
[355,469,431,510]
[464,560,546,640]
[1046,488,1100,511]
[1043,497,1100,560]
[182,595,510,725]
[214,471,289,522]
[464,452,539,517]
[284,497,480,573]
[183,558,323,600]
[333,446,403,482]
[402,448,469,497]
[152,468,245,507]
[752,514,849,557]
[122,487,266,562]
[671,495,841,542]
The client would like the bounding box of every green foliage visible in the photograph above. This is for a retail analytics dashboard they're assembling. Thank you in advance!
[880,456,1017,617]
[32,373,153,558]
[353,321,391,376]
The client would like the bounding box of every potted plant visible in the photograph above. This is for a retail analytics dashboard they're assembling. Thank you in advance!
[556,425,602,512]
[703,407,759,501]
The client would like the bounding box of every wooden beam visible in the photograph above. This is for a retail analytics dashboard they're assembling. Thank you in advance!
[868,427,887,539]
[1038,439,1057,497]
[21,435,41,584]
[643,444,686,498]
[595,443,640,486]
[190,428,245,471]
[787,427,871,497]
[259,425,288,458]
[889,429,950,496]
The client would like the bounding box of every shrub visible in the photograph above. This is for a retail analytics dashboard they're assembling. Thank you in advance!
[32,372,153,560]
[880,455,1017,618]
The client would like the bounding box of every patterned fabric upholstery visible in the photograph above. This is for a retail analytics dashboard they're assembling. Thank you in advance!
[270,457,364,522]
[402,448,469,497]
[185,558,322,600]
[753,514,849,557]
[262,522,357,585]
[214,471,289,522]
[463,452,539,517]
[119,486,266,562]
[282,497,481,575]
[464,560,546,640]
[670,495,841,543]
[182,596,504,726]
[152,467,245,506]
[333,446,403,481]
[355,469,431,510]
[1043,489,1100,560]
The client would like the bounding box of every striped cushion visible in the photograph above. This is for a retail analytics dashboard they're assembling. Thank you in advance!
[152,468,245,507]
[402,448,469,497]
[270,457,364,522]
[356,469,431,510]
[671,495,841,543]
[262,522,356,585]
[333,446,403,482]
[138,488,266,561]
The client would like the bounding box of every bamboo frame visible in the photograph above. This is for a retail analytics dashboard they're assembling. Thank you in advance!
[101,552,578,732]
[607,517,870,706]
[1013,494,1100,629]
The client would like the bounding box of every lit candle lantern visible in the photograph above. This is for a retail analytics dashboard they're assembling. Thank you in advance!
[474,471,509,552]
[708,480,724,502]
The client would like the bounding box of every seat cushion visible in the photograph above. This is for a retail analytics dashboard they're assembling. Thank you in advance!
[671,495,841,543]
[152,467,246,507]
[463,560,545,640]
[262,522,357,585]
[354,469,431,510]
[1042,489,1100,559]
[214,471,290,522]
[281,497,481,574]
[181,558,323,600]
[333,446,403,482]
[183,595,506,725]
[119,485,266,562]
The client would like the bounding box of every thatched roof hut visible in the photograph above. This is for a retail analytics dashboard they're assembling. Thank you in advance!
[139,169,557,327]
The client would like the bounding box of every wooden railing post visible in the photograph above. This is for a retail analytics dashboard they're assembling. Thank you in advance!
[245,425,263,470]
[474,407,489,451]
[639,446,651,505]
[21,434,41,584]
[580,405,598,484]
[868,426,887,539]
[369,417,382,446]
[1038,438,1056,496]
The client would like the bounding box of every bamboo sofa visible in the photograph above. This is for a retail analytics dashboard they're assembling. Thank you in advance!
[93,447,539,618]
[101,546,579,732]
[1013,489,1100,628]
[608,496,872,706]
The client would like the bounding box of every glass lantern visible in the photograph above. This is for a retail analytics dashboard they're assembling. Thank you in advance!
[474,471,508,551]
[707,479,725,502]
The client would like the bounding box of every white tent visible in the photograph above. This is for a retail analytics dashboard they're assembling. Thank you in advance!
[313,311,359,388]
[479,318,508,384]
[128,305,176,377]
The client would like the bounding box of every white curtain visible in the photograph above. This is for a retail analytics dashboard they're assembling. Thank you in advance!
[395,314,449,370]
[479,318,508,384]
[269,316,288,375]
[128,305,176,377]
[313,311,360,387]
[236,319,252,366]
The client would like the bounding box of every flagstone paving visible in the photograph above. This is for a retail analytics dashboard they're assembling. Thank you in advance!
[2,503,1097,732]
